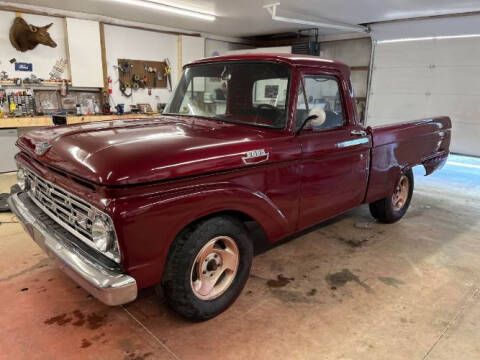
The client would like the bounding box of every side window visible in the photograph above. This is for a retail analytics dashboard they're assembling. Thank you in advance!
[297,75,345,131]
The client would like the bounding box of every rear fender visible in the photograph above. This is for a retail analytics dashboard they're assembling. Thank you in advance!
[364,116,451,204]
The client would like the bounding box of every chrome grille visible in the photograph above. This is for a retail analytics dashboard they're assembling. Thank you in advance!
[26,169,95,242]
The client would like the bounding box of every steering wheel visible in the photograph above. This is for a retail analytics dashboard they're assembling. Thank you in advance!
[255,103,284,127]
[256,103,280,112]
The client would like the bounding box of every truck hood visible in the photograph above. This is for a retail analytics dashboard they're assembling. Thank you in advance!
[17,116,283,186]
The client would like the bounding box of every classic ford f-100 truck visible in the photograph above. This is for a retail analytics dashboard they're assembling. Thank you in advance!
[8,54,451,321]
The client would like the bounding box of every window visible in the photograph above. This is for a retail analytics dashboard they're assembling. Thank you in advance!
[252,78,289,108]
[164,62,291,129]
[296,75,345,131]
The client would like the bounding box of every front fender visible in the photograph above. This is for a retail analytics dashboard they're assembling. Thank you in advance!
[109,182,290,289]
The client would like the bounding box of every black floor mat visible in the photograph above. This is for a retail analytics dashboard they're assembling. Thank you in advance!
[0,193,10,212]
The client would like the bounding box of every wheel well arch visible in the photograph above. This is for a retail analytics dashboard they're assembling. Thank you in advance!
[171,209,269,256]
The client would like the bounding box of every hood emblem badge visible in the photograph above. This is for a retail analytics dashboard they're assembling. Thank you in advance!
[34,141,52,155]
[242,149,269,165]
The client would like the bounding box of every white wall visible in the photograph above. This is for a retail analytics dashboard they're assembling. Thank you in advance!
[319,37,372,122]
[227,46,292,55]
[368,14,480,156]
[0,10,247,112]
[205,39,253,58]
[66,18,103,87]
[320,38,371,98]
[104,24,178,111]
[181,35,205,66]
[180,35,205,90]
[0,10,70,80]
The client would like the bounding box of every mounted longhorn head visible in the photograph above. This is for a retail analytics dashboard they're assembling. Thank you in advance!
[9,17,57,52]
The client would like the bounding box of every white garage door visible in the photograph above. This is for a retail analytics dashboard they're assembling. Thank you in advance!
[367,15,480,157]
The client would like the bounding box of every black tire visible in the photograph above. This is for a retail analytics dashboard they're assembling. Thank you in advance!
[160,215,253,321]
[369,168,414,223]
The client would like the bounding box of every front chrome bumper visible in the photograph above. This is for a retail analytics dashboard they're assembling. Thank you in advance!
[8,193,137,306]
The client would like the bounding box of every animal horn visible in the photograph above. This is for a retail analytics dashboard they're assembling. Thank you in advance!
[43,23,53,29]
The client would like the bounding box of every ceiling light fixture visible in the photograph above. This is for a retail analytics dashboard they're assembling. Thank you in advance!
[377,34,480,44]
[111,0,216,21]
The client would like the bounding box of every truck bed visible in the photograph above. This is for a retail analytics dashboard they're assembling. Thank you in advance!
[365,116,451,204]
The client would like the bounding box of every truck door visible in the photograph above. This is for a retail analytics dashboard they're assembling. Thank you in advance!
[296,70,370,230]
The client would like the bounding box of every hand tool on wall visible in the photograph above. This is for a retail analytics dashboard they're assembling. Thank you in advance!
[113,65,124,73]
[164,58,172,91]
[117,62,132,73]
[152,67,158,87]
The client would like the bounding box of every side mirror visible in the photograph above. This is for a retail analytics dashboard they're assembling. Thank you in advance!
[296,108,326,135]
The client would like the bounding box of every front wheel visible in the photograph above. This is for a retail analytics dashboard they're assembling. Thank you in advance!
[160,215,253,321]
[369,169,414,223]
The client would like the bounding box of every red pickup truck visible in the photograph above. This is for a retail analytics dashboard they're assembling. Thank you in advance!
[8,54,451,321]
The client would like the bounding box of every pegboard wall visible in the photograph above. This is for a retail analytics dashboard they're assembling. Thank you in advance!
[117,59,167,89]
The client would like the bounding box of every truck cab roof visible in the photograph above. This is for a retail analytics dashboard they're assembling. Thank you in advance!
[188,53,351,78]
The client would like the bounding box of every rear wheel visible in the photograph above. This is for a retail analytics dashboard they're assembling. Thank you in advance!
[160,215,253,321]
[369,169,414,223]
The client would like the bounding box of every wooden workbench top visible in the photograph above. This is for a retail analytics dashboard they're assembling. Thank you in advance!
[0,113,157,128]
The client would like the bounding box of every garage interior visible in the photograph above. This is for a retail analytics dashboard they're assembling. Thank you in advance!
[0,0,479,359]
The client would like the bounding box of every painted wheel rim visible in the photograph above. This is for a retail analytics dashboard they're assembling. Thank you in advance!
[190,236,239,301]
[392,175,409,211]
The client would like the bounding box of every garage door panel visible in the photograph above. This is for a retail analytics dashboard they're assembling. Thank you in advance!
[422,94,479,157]
[369,18,480,156]
[368,93,430,123]
[448,122,480,156]
[427,94,480,120]
[374,41,435,67]
[371,67,433,94]
[433,38,480,66]
[431,67,480,95]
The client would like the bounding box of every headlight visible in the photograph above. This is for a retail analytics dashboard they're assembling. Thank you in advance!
[17,168,27,190]
[91,216,113,252]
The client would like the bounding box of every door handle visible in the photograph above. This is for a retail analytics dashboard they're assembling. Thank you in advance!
[350,129,367,136]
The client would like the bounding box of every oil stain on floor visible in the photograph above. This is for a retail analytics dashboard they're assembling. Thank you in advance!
[325,269,373,293]
[266,274,295,288]
[44,310,108,330]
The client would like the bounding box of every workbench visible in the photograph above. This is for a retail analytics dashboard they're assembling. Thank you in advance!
[0,113,158,128]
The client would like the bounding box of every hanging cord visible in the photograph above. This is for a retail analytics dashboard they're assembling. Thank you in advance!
[119,81,132,98]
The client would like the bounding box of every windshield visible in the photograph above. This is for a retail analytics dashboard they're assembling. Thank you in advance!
[164,62,291,129]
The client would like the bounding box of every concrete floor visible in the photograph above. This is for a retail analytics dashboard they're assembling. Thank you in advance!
[0,155,479,360]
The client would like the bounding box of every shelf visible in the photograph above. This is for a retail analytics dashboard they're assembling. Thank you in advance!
[0,80,70,86]
[0,81,100,92]
[350,66,369,71]
[0,113,157,128]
